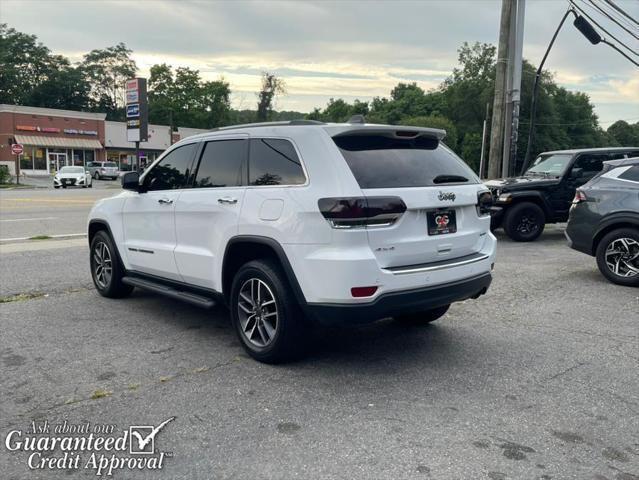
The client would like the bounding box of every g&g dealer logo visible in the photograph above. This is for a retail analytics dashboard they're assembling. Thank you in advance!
[4,417,175,476]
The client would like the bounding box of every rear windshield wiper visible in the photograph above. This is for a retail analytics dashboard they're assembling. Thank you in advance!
[433,174,469,184]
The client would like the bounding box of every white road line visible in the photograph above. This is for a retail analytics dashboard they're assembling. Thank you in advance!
[0,217,59,222]
[0,232,86,243]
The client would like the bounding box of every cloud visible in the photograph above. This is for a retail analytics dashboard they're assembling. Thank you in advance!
[2,0,637,118]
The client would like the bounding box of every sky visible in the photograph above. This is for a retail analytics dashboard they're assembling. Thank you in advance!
[1,0,637,125]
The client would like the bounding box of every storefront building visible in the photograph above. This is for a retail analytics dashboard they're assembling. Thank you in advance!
[105,121,172,171]
[1,104,210,176]
[0,104,106,175]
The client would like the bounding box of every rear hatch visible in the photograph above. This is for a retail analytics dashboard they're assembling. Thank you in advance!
[332,131,486,268]
[102,162,118,176]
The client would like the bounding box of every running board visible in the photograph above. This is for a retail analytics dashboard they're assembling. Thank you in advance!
[122,276,216,309]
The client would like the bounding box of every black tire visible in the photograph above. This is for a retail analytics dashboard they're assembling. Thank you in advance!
[93,172,100,180]
[503,201,545,242]
[54,186,59,189]
[394,304,450,324]
[89,183,93,188]
[90,230,133,298]
[230,259,307,363]
[62,185,67,189]
[595,228,639,287]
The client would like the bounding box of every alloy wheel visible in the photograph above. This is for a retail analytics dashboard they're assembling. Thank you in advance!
[237,278,278,348]
[605,237,639,278]
[93,242,113,288]
[517,210,539,235]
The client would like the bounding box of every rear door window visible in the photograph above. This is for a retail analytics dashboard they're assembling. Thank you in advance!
[194,139,247,188]
[333,134,477,188]
[249,138,305,186]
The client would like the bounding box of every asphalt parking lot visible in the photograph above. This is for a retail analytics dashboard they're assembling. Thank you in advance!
[0,186,638,479]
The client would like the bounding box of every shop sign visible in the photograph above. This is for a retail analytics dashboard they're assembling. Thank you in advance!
[126,79,139,91]
[125,77,148,143]
[15,125,60,133]
[64,129,79,134]
[126,104,140,118]
[79,130,98,136]
[126,91,139,103]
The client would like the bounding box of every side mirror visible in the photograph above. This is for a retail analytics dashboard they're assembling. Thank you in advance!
[570,167,583,179]
[121,171,141,191]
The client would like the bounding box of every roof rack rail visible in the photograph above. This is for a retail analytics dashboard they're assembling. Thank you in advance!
[348,115,366,124]
[212,119,325,132]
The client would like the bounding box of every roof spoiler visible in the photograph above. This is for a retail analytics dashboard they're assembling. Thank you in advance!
[331,125,446,141]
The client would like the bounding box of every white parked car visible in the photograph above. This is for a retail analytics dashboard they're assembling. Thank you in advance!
[87,119,496,362]
[54,166,92,189]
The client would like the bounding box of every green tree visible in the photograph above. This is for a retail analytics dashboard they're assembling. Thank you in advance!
[0,24,90,109]
[148,64,231,128]
[256,72,286,121]
[607,120,639,146]
[81,43,137,117]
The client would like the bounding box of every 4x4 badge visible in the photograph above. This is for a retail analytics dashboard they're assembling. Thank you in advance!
[438,191,456,201]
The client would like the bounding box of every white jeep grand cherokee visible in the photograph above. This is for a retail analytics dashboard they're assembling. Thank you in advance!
[88,119,496,363]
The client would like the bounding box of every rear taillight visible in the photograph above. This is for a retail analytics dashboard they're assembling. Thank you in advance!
[476,190,493,216]
[318,196,406,229]
[572,189,587,204]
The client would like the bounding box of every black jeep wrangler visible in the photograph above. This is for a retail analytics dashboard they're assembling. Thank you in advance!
[486,147,639,241]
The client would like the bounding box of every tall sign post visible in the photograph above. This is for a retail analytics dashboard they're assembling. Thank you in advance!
[125,78,148,173]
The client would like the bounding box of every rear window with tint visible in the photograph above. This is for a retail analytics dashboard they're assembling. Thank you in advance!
[104,162,117,167]
[333,134,478,188]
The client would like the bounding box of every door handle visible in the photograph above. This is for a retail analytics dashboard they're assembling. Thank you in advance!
[218,197,238,205]
[158,198,173,205]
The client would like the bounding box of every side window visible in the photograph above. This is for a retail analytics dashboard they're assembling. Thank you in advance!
[619,166,639,183]
[572,154,606,179]
[194,139,247,188]
[608,153,626,160]
[249,138,306,186]
[144,143,197,191]
[628,150,639,159]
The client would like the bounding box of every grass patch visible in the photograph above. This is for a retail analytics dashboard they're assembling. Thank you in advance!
[127,383,140,391]
[0,292,46,303]
[90,389,111,400]
[28,235,52,240]
[159,376,172,383]
[192,366,210,373]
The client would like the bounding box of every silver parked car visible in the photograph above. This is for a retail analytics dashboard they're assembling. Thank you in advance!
[87,161,119,180]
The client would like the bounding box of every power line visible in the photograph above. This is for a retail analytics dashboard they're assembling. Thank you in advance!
[570,1,639,56]
[592,0,639,32]
[586,0,639,40]
[604,0,639,27]
[520,117,639,126]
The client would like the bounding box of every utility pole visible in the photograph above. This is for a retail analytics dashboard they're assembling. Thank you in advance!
[502,0,525,177]
[487,0,512,179]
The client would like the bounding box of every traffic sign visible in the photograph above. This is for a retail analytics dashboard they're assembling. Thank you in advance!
[11,144,24,155]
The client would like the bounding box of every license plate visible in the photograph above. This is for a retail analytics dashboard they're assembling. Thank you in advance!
[427,209,457,235]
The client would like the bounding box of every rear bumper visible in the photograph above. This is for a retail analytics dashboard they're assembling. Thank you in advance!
[306,272,492,326]
[565,223,593,256]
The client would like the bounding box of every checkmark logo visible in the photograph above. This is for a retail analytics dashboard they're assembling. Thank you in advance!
[129,417,175,455]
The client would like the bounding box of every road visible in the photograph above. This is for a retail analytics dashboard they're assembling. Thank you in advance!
[0,217,637,479]
[0,181,119,240]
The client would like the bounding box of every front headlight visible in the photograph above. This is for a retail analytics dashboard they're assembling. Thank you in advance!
[497,193,513,204]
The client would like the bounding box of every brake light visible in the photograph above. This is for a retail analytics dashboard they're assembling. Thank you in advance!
[572,190,587,204]
[476,190,493,216]
[318,196,406,229]
[351,286,378,298]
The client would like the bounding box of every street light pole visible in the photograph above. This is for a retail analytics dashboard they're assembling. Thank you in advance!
[520,8,575,175]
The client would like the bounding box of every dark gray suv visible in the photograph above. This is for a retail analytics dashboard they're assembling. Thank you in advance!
[566,158,639,286]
